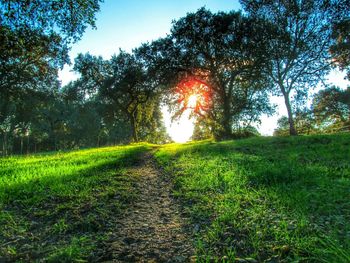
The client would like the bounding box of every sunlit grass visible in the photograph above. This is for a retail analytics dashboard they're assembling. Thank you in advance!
[155,134,350,262]
[2,136,349,261]
[0,143,152,261]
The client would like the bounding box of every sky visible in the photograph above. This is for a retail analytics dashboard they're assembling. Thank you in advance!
[58,0,349,142]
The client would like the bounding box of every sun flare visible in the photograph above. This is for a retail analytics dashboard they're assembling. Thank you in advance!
[161,106,195,143]
[160,77,213,143]
[187,94,198,108]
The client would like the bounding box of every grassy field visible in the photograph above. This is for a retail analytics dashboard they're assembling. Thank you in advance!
[0,144,151,262]
[1,135,349,262]
[155,134,350,262]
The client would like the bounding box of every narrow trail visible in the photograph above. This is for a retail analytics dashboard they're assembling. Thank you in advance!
[106,151,195,262]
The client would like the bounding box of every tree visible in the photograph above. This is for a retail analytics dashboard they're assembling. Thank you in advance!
[73,51,167,143]
[0,26,65,96]
[312,86,350,132]
[241,0,333,135]
[136,95,172,144]
[191,119,213,141]
[0,78,61,155]
[140,8,273,140]
[0,0,102,152]
[274,116,290,136]
[102,52,155,142]
[0,1,101,37]
[330,19,350,79]
[273,110,316,136]
[0,0,101,89]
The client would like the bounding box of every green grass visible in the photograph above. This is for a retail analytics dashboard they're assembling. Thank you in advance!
[155,134,350,262]
[0,143,151,262]
[2,135,350,262]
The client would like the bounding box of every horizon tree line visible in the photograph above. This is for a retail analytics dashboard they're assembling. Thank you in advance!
[0,0,349,155]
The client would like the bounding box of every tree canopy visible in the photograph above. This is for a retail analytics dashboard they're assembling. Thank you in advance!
[139,8,274,139]
[240,0,335,135]
[0,0,102,92]
[1,2,349,155]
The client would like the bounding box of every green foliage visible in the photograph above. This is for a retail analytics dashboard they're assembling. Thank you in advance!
[0,0,102,93]
[101,51,156,142]
[0,0,103,155]
[275,86,350,136]
[191,119,213,141]
[0,25,64,95]
[232,125,261,139]
[240,0,334,135]
[330,18,350,79]
[274,116,290,136]
[313,86,350,132]
[274,110,318,136]
[136,95,172,144]
[1,3,349,155]
[138,8,274,140]
[0,68,169,155]
[0,0,101,40]
[155,135,350,262]
[72,51,169,144]
[0,144,151,261]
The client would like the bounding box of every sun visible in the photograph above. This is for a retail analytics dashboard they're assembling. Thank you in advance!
[187,94,198,108]
[175,76,213,116]
[161,105,195,143]
[160,77,213,143]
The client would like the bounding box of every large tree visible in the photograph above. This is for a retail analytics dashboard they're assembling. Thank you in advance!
[102,51,159,142]
[73,51,166,143]
[0,0,102,143]
[241,0,333,135]
[0,0,101,99]
[139,8,273,140]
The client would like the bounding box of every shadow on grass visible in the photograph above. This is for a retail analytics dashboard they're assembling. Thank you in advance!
[0,146,148,262]
[160,134,350,262]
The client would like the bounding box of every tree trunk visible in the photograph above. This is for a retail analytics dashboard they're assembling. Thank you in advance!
[27,134,30,154]
[3,132,7,156]
[20,136,23,155]
[1,132,4,156]
[130,113,139,142]
[282,90,298,136]
[54,136,57,151]
[215,95,232,140]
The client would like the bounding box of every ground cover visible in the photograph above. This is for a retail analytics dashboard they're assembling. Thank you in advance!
[155,134,350,262]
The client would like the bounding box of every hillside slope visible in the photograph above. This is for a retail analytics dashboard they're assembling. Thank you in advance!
[0,144,196,262]
[1,135,349,262]
[155,134,350,262]
[0,144,149,261]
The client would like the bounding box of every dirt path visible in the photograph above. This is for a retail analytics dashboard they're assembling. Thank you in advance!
[106,151,195,262]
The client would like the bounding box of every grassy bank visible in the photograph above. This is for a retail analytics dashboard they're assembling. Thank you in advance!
[0,144,151,262]
[155,134,350,262]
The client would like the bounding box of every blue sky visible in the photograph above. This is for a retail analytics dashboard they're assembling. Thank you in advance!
[58,0,349,139]
[59,0,241,84]
[62,0,240,63]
